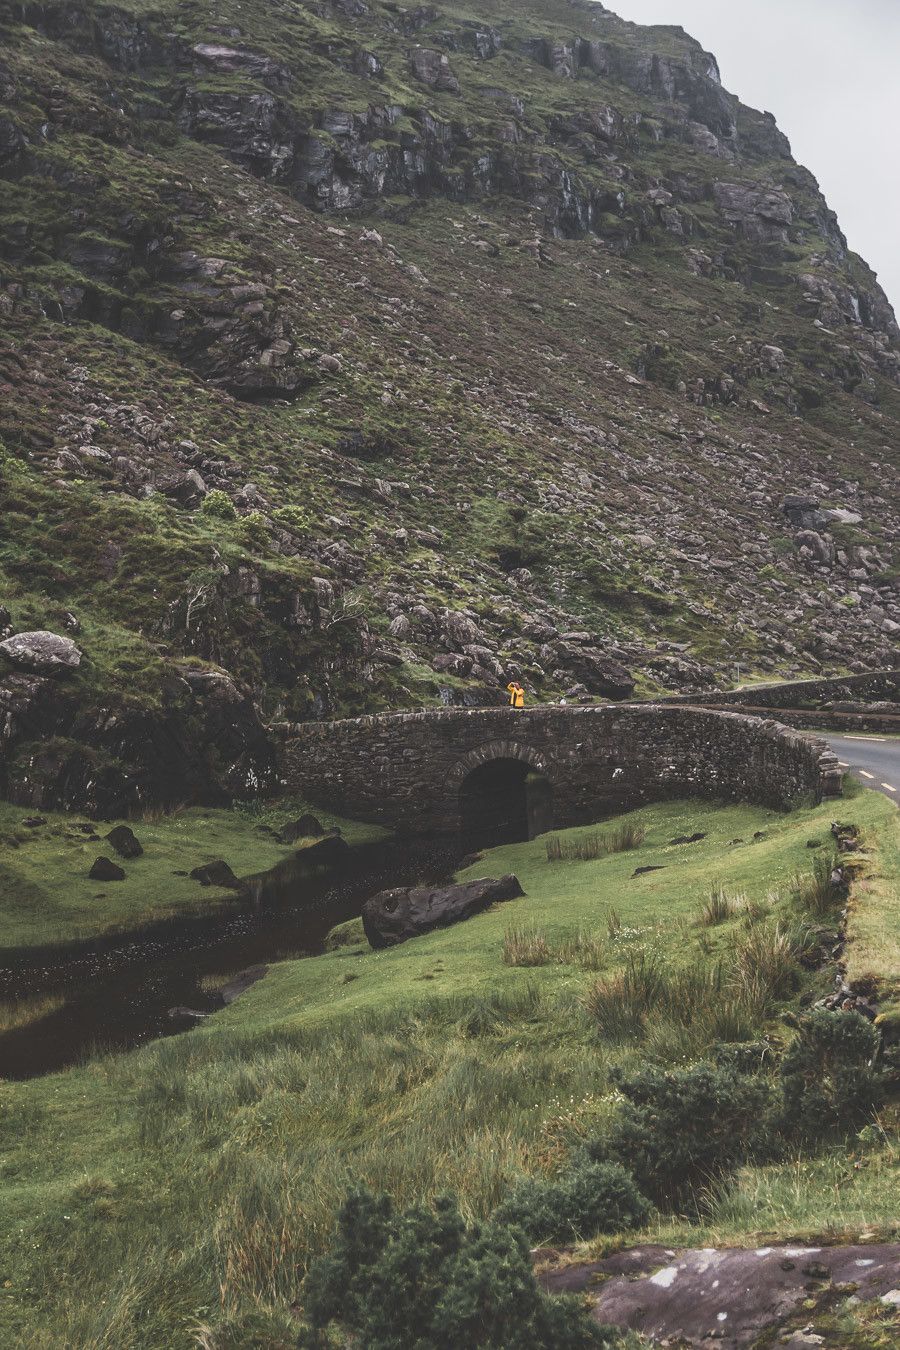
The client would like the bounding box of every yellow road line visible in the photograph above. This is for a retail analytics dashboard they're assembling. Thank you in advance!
[859,770,876,780]
[881,783,897,793]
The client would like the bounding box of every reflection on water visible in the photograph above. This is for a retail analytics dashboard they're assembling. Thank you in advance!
[0,838,461,1081]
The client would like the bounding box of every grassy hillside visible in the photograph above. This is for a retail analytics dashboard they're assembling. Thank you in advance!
[1,791,897,1347]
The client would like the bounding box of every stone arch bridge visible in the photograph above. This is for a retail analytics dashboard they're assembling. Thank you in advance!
[276,705,842,837]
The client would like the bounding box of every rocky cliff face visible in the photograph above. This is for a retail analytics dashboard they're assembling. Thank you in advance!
[0,0,898,811]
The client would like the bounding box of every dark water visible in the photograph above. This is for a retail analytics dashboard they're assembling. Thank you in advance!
[0,838,464,1080]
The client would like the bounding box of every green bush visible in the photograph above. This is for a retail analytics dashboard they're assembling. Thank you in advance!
[299,1190,617,1349]
[241,509,270,547]
[776,1009,882,1143]
[603,1062,769,1210]
[200,489,237,521]
[273,504,312,534]
[494,1158,651,1243]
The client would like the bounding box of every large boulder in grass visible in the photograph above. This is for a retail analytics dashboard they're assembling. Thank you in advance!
[190,859,245,890]
[362,874,523,949]
[89,856,125,881]
[105,824,143,859]
[0,630,82,674]
[278,812,325,843]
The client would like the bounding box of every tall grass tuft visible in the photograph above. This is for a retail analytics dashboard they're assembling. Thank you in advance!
[586,943,788,1052]
[503,927,606,970]
[792,852,839,918]
[545,823,646,862]
[698,885,739,926]
[731,921,803,1005]
[502,926,551,967]
[555,929,607,971]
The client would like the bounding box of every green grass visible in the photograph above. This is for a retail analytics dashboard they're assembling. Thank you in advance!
[0,793,897,1346]
[845,801,900,994]
[0,796,387,953]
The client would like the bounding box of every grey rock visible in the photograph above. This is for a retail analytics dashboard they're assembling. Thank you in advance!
[409,48,460,93]
[0,631,82,674]
[441,608,481,647]
[157,467,208,507]
[363,874,524,948]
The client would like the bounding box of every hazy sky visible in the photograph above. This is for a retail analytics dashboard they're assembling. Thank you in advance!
[605,0,900,313]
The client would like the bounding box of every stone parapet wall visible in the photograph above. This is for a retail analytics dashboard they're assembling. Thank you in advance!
[669,668,900,711]
[276,705,841,835]
[702,705,900,737]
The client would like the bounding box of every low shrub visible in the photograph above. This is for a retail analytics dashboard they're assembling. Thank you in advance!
[775,1009,883,1143]
[603,1062,769,1210]
[494,1158,651,1244]
[299,1190,616,1349]
[199,489,237,521]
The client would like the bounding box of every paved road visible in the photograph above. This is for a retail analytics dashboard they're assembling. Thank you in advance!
[825,733,900,802]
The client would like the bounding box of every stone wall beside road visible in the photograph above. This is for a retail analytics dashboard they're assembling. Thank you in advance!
[680,668,900,711]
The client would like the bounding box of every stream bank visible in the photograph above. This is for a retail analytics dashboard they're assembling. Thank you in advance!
[0,835,462,1079]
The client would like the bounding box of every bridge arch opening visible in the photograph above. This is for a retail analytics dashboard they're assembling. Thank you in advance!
[459,759,553,847]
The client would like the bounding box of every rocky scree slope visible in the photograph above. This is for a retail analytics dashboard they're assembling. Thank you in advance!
[0,0,898,814]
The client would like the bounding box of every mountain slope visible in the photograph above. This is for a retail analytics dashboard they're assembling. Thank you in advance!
[0,0,898,812]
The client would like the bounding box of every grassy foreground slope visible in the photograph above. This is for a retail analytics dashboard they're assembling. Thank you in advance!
[0,793,898,1347]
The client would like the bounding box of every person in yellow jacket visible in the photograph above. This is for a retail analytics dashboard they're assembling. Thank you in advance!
[506,680,525,708]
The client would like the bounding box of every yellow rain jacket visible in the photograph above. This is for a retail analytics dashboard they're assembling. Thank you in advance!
[506,682,525,708]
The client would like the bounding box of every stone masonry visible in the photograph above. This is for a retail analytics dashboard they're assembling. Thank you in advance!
[276,705,842,835]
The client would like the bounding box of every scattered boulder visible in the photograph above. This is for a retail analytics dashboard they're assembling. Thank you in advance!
[0,631,82,674]
[189,859,245,889]
[89,856,126,881]
[363,874,523,949]
[278,812,325,842]
[21,816,46,828]
[632,865,665,877]
[669,832,707,846]
[105,824,143,859]
[157,467,208,507]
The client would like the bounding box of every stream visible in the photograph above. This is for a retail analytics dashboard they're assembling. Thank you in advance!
[0,837,466,1081]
